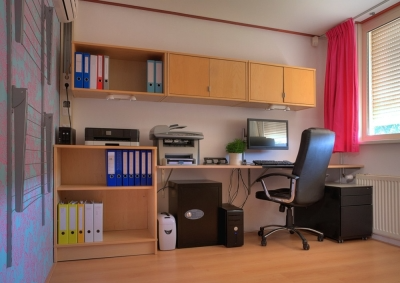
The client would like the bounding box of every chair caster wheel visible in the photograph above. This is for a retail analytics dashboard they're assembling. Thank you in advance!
[318,234,324,242]
[258,230,264,237]
[303,243,310,250]
[289,230,295,234]
[261,239,267,246]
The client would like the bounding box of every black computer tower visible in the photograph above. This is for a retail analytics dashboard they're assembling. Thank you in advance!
[168,180,222,248]
[218,203,244,247]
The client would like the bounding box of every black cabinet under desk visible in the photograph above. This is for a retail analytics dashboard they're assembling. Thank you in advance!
[294,183,373,243]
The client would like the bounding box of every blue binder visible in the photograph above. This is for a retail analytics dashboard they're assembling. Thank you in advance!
[147,60,155,92]
[83,53,90,88]
[74,52,84,88]
[146,150,152,186]
[155,61,163,93]
[134,150,141,186]
[122,150,129,186]
[106,150,116,186]
[128,150,134,186]
[140,150,147,186]
[115,150,123,186]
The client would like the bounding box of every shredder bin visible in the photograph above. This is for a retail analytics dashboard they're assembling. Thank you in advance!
[157,212,176,250]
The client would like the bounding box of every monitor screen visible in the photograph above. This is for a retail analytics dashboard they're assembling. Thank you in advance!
[247,118,289,150]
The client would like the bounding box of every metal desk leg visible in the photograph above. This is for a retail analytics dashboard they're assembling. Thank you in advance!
[247,168,269,195]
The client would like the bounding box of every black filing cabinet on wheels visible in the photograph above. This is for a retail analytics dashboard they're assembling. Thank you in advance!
[294,183,373,243]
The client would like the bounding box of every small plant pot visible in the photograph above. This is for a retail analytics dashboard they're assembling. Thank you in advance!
[228,153,242,166]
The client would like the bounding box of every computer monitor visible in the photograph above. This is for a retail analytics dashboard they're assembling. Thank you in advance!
[247,118,288,150]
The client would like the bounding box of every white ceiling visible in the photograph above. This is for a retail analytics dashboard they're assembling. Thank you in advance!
[102,0,399,36]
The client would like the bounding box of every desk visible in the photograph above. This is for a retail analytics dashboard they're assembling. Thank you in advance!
[157,164,364,194]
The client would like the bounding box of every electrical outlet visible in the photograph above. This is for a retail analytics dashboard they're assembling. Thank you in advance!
[63,101,70,108]
[62,73,71,85]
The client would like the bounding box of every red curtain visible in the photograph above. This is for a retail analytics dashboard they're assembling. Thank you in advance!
[324,19,359,153]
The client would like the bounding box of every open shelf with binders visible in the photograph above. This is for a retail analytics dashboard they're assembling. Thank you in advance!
[53,145,157,262]
[71,41,167,101]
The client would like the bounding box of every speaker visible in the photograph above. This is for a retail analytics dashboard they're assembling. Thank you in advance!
[218,203,244,247]
[168,180,222,248]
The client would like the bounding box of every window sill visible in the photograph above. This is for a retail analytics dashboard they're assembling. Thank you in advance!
[359,139,400,145]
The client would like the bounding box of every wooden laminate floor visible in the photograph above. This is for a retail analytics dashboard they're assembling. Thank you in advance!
[48,231,400,283]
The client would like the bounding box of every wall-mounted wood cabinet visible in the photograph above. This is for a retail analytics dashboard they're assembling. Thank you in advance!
[71,42,167,102]
[244,62,316,110]
[69,42,315,110]
[165,53,247,106]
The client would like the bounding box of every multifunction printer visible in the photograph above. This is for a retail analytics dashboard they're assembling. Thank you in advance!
[149,124,204,165]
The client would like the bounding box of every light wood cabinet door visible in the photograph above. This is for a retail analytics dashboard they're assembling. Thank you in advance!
[210,59,246,100]
[249,63,284,103]
[169,54,210,97]
[284,67,315,106]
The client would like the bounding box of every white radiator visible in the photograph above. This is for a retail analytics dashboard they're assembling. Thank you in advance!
[356,174,400,241]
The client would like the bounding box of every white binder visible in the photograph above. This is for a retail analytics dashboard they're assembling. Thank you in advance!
[103,55,110,90]
[93,202,103,242]
[84,201,94,242]
[89,55,97,89]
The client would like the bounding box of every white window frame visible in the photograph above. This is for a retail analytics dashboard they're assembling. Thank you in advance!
[359,6,400,144]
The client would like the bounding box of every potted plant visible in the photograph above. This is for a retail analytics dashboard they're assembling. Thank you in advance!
[225,138,246,165]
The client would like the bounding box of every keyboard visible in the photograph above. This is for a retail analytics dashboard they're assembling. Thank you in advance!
[253,160,294,167]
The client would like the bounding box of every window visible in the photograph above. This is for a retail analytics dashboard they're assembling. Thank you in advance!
[360,6,400,143]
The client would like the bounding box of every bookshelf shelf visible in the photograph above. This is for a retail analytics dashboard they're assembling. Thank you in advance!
[53,145,157,262]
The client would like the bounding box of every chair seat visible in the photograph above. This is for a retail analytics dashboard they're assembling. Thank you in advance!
[255,188,290,200]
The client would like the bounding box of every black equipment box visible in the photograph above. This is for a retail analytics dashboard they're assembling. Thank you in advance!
[56,127,76,145]
[168,180,222,248]
[218,203,244,247]
[85,127,139,146]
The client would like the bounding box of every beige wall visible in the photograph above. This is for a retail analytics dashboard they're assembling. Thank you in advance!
[69,1,329,232]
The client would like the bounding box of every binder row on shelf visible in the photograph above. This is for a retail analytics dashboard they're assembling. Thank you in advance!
[74,52,110,90]
[57,201,103,245]
[106,149,152,187]
[147,60,163,93]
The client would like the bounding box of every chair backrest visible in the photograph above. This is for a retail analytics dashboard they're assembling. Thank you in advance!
[291,128,335,206]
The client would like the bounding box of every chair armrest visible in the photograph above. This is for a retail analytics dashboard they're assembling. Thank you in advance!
[256,173,299,204]
[256,172,299,182]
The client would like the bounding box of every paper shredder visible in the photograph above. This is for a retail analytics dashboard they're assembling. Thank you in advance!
[157,212,176,250]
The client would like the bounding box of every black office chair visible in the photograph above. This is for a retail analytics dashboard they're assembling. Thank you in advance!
[255,128,335,250]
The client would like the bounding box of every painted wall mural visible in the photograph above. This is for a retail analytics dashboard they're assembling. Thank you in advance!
[0,0,60,282]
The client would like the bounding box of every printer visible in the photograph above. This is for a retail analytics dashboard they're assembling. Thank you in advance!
[149,124,204,165]
[85,127,140,146]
